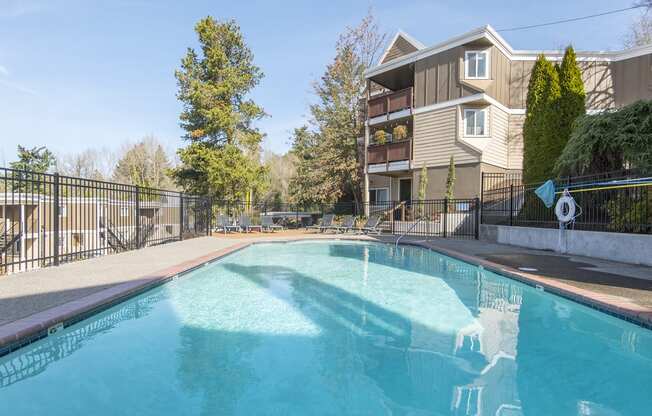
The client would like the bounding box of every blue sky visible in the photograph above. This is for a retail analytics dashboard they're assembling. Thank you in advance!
[0,0,641,164]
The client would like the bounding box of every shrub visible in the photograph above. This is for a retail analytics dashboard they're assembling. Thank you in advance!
[373,130,386,145]
[393,125,408,141]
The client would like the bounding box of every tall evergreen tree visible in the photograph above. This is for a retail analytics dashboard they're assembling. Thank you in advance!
[171,17,268,200]
[445,156,455,200]
[523,54,561,183]
[554,46,586,163]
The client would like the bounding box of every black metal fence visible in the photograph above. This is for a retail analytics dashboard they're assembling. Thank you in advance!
[481,170,652,234]
[1,167,210,274]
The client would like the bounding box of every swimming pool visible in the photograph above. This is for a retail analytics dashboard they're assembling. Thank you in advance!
[1,241,651,415]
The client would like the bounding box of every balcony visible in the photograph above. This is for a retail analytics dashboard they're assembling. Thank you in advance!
[367,138,412,174]
[367,87,413,125]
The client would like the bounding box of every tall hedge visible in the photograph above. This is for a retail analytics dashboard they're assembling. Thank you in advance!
[523,54,560,183]
[554,46,586,163]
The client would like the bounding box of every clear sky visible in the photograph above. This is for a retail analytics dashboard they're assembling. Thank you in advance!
[0,0,641,164]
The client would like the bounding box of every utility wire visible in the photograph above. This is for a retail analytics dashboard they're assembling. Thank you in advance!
[497,5,646,32]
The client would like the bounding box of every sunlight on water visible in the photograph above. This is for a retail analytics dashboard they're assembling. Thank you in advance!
[1,241,651,416]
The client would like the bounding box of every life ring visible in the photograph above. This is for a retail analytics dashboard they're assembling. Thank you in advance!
[555,195,576,223]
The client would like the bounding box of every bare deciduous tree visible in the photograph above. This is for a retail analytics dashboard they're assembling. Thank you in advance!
[113,136,176,189]
[624,2,652,47]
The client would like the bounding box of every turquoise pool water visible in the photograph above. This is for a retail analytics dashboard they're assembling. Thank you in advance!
[1,241,651,415]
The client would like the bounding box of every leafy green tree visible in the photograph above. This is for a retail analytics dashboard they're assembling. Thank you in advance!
[173,143,268,201]
[172,17,268,200]
[10,145,55,173]
[445,156,455,200]
[288,12,385,207]
[523,54,560,183]
[555,99,652,175]
[553,46,585,165]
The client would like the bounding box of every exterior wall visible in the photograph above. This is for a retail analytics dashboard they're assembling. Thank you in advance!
[480,105,509,168]
[613,54,652,107]
[581,61,616,110]
[508,60,535,109]
[413,162,482,199]
[461,44,512,107]
[413,47,478,108]
[413,106,480,168]
[381,36,419,64]
[507,114,525,170]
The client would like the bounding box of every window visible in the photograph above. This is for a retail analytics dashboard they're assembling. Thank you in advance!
[369,188,389,203]
[464,109,487,136]
[465,50,488,79]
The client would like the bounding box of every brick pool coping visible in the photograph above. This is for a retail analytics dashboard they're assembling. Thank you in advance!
[1,236,650,356]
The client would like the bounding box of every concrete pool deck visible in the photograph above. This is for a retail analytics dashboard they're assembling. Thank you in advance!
[1,231,651,353]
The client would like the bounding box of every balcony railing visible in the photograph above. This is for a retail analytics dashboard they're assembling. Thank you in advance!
[368,87,413,120]
[367,138,412,166]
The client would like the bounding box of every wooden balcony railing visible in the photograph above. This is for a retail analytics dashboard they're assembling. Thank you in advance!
[368,87,413,119]
[367,139,412,165]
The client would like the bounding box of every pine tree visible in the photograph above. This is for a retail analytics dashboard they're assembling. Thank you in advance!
[523,54,561,183]
[445,156,455,200]
[554,46,586,164]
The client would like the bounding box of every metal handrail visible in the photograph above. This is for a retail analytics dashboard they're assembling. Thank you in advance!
[395,216,426,250]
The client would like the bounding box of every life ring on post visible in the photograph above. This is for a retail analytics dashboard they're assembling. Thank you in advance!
[555,194,576,223]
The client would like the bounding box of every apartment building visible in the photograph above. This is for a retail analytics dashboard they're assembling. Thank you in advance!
[362,25,652,206]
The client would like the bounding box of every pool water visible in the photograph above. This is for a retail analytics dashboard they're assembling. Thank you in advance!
[1,241,651,415]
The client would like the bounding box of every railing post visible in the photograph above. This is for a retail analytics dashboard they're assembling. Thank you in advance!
[509,184,514,226]
[443,198,448,238]
[179,193,184,241]
[53,172,60,266]
[474,197,480,240]
[135,186,141,249]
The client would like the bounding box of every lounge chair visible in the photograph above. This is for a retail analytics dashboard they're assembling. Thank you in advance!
[334,215,356,233]
[239,215,262,233]
[214,214,239,234]
[306,214,335,232]
[261,215,283,232]
[357,215,382,235]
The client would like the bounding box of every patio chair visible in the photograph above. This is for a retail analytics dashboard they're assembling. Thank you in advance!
[261,215,283,232]
[214,214,239,234]
[239,215,262,233]
[357,215,382,235]
[306,214,334,232]
[334,215,356,233]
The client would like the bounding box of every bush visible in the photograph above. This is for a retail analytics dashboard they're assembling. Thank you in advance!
[555,99,652,176]
[373,130,386,145]
[393,125,408,141]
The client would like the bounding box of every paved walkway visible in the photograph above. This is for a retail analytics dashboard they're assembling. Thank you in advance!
[1,231,651,344]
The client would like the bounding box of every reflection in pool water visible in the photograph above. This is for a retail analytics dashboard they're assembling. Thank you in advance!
[1,241,651,415]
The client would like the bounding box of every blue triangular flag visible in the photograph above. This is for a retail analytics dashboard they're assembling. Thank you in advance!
[535,180,556,208]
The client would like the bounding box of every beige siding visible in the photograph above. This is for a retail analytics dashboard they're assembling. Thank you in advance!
[414,163,482,199]
[413,106,480,168]
[508,60,534,109]
[381,36,419,64]
[414,46,478,108]
[507,114,525,170]
[614,54,652,106]
[462,46,512,107]
[481,106,509,168]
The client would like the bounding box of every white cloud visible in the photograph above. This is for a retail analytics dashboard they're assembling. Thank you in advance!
[0,0,45,18]
[0,65,8,76]
[0,79,37,95]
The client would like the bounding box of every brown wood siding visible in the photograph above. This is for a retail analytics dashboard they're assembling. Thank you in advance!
[508,60,535,109]
[614,54,652,106]
[381,37,419,64]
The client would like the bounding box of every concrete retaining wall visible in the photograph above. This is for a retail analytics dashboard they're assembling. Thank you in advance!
[480,224,652,266]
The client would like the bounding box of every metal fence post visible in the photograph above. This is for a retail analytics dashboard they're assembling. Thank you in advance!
[480,172,485,224]
[179,193,184,241]
[207,197,212,236]
[135,186,141,249]
[443,198,448,238]
[509,184,514,226]
[53,172,60,266]
[474,197,480,240]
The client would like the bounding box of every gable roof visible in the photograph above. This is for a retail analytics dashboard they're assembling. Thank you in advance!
[378,30,426,64]
[367,24,652,79]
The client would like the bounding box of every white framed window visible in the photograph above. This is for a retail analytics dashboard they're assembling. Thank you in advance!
[463,109,487,137]
[465,50,489,79]
[369,188,389,203]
